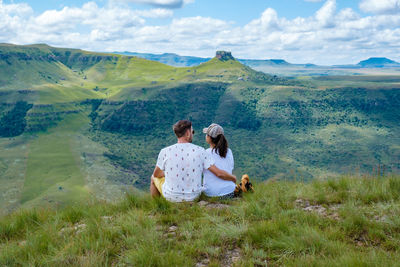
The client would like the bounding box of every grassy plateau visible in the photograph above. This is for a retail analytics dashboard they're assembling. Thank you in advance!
[1,175,400,266]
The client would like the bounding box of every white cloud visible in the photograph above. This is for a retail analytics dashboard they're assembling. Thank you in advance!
[0,0,33,39]
[252,8,280,30]
[135,8,173,18]
[315,0,336,27]
[360,0,400,14]
[0,0,33,16]
[170,16,229,35]
[337,8,360,21]
[1,0,400,64]
[113,0,193,8]
[34,2,145,32]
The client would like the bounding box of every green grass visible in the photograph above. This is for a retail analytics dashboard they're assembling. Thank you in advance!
[0,135,31,216]
[34,83,103,105]
[20,112,91,208]
[1,175,400,266]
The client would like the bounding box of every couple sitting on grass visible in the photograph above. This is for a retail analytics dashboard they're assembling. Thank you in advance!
[151,119,239,202]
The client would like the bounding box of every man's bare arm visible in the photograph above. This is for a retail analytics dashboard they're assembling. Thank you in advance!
[208,165,236,183]
[153,166,165,178]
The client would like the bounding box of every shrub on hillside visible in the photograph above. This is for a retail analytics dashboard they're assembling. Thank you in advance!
[0,101,32,137]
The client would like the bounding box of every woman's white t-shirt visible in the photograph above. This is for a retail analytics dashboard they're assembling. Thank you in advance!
[202,148,235,197]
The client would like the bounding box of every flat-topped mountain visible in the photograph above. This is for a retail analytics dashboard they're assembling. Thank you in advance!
[357,57,400,68]
[215,51,235,61]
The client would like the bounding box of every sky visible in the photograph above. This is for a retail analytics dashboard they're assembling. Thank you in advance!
[1,0,400,65]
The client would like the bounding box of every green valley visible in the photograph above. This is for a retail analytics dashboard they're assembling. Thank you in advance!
[0,44,399,215]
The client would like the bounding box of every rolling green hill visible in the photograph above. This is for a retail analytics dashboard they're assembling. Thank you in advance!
[0,43,399,216]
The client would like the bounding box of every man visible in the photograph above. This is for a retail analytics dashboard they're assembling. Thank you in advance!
[151,120,237,202]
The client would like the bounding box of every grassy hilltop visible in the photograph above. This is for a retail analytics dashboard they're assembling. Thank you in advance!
[1,175,400,266]
[0,44,399,216]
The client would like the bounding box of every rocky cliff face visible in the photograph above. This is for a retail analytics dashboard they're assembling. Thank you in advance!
[215,51,234,61]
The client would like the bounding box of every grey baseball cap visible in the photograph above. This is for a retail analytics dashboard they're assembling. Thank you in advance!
[202,123,224,138]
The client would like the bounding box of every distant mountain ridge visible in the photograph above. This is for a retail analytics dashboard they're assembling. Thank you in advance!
[113,51,311,68]
[114,51,400,69]
[115,51,210,67]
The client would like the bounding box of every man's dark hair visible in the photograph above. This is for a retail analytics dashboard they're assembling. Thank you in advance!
[173,120,192,138]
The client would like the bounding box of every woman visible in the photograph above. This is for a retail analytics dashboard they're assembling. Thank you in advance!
[202,123,236,199]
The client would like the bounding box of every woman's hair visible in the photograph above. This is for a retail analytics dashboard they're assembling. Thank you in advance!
[210,134,228,158]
